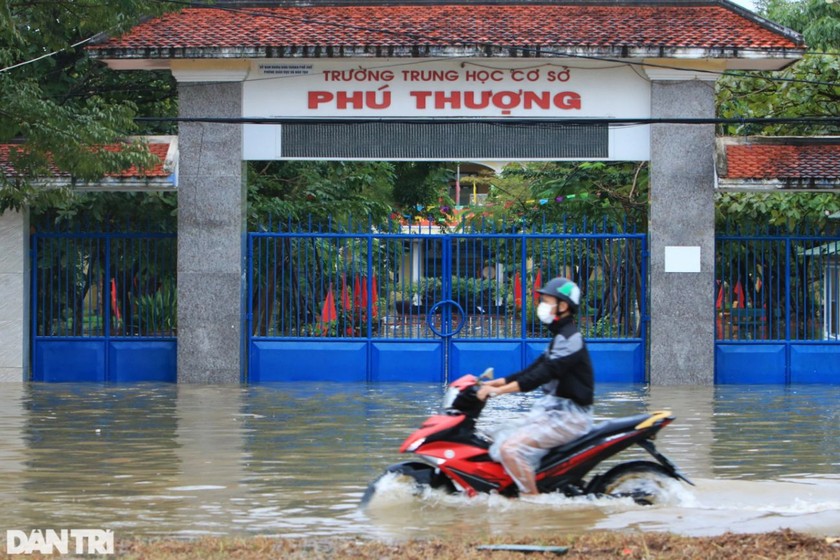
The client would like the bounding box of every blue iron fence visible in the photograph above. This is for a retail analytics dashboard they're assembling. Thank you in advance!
[28,218,840,384]
[31,230,177,382]
[247,216,647,383]
[715,228,840,383]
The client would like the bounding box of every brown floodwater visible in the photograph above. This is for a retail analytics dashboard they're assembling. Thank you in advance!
[0,382,838,541]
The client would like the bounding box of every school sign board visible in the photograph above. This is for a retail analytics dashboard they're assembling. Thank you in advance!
[242,59,651,161]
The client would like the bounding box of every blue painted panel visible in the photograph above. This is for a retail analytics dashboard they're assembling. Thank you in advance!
[589,342,645,383]
[451,341,523,380]
[526,341,548,364]
[527,340,644,383]
[371,341,443,382]
[250,341,368,382]
[109,340,177,383]
[33,340,106,382]
[715,344,786,384]
[790,344,840,383]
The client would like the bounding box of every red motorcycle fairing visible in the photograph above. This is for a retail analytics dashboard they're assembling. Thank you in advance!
[449,374,478,391]
[411,440,510,496]
[410,439,492,463]
[399,414,467,453]
[535,431,639,484]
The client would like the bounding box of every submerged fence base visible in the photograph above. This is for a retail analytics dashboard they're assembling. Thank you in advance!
[248,339,645,384]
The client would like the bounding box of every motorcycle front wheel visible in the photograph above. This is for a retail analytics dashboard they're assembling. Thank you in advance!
[360,462,455,506]
[589,460,681,506]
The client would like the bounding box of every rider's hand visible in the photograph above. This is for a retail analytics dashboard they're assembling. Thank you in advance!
[484,378,506,388]
[476,385,496,401]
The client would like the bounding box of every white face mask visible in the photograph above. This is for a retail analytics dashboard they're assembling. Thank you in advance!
[536,302,557,324]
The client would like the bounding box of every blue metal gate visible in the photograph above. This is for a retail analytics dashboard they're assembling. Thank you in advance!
[247,218,647,383]
[31,231,177,382]
[715,230,840,383]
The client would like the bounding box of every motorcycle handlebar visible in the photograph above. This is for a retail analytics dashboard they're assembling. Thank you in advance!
[449,384,486,418]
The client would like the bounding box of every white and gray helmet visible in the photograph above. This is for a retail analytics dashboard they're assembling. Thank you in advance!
[536,277,581,313]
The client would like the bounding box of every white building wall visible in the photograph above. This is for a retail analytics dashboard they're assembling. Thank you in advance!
[0,209,29,381]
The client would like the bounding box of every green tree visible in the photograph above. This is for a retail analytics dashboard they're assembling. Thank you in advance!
[715,0,840,230]
[32,191,177,233]
[458,161,648,338]
[392,162,454,210]
[247,161,397,229]
[475,161,648,231]
[717,0,839,136]
[716,191,840,232]
[248,160,464,230]
[0,0,176,211]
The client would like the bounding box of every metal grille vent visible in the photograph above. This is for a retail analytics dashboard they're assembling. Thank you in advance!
[279,121,608,159]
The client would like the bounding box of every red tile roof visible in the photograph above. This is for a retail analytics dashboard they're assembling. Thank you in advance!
[105,142,172,178]
[88,4,802,55]
[724,143,840,180]
[0,142,172,180]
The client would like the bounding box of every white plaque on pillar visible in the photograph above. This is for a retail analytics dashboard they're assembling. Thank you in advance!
[664,246,701,273]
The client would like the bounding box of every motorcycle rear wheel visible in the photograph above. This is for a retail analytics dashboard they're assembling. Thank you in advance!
[590,460,679,505]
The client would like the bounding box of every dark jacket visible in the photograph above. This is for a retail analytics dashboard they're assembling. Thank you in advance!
[505,316,594,407]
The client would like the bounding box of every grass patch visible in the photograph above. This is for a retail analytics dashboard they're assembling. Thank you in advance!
[8,529,832,560]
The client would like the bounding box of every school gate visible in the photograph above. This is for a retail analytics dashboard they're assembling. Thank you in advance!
[247,219,647,383]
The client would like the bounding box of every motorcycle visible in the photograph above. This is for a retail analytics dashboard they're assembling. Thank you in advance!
[363,373,693,504]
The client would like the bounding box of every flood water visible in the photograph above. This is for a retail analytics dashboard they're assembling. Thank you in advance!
[0,382,838,541]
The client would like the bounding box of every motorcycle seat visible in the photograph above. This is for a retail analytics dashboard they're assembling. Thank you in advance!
[552,413,654,454]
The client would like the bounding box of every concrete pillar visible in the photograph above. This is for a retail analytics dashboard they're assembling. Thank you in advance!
[177,82,247,383]
[0,209,29,382]
[648,76,717,385]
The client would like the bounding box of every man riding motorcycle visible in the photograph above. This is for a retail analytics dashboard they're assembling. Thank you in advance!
[477,277,594,496]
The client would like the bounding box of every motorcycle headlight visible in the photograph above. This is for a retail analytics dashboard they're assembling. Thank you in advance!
[406,437,426,452]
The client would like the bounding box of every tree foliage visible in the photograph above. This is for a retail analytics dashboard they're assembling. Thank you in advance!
[391,162,455,212]
[247,161,397,229]
[716,191,840,232]
[31,191,177,233]
[0,0,176,211]
[717,0,840,136]
[246,160,466,230]
[471,161,648,231]
[715,0,840,230]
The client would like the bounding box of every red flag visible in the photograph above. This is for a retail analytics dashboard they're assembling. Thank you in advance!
[320,284,337,332]
[533,269,543,305]
[513,273,522,310]
[353,275,362,310]
[716,281,724,310]
[360,276,368,308]
[733,280,745,308]
[370,275,379,318]
[110,279,122,322]
[340,276,352,310]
